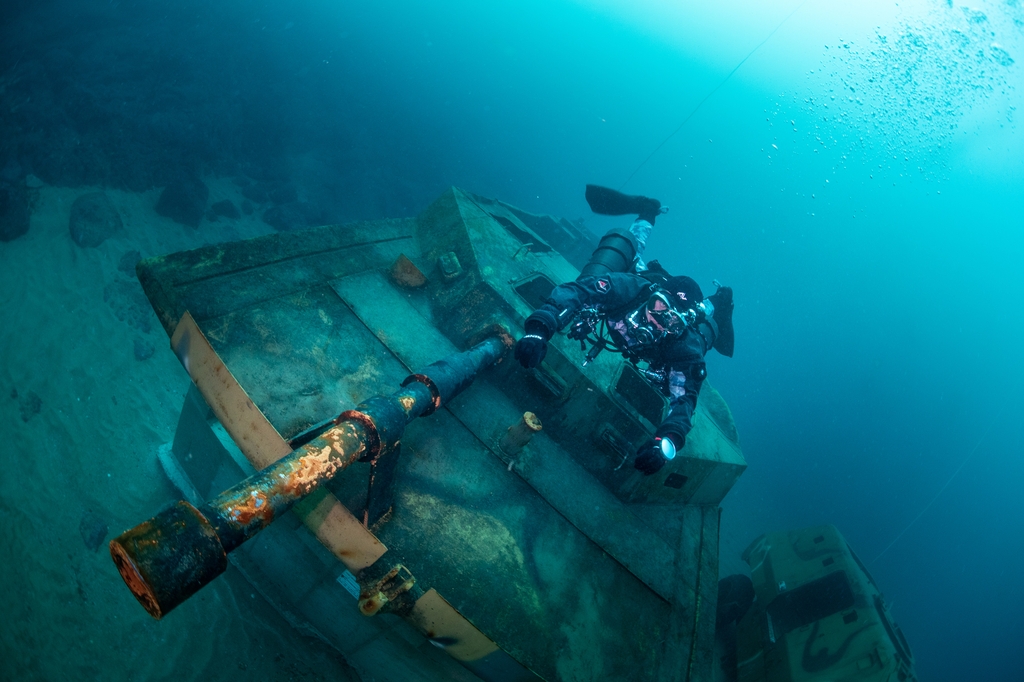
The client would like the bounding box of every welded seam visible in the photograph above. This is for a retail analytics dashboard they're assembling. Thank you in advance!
[170,233,414,286]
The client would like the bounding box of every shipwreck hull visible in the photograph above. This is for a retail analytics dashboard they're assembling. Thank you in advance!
[137,187,746,681]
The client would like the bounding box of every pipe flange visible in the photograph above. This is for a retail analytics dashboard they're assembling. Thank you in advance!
[337,409,381,462]
[401,373,441,415]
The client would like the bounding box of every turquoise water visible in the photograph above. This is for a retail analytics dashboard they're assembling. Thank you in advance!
[1,1,1021,680]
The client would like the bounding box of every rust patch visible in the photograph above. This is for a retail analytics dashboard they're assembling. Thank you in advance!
[402,374,441,411]
[227,490,274,526]
[399,395,416,413]
[359,592,388,616]
[338,410,378,460]
[496,327,515,350]
[465,326,513,358]
[390,253,428,288]
[498,411,543,458]
[323,424,365,460]
[110,540,162,619]
[285,445,343,496]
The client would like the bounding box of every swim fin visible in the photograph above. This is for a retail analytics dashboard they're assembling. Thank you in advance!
[708,285,734,357]
[585,185,663,223]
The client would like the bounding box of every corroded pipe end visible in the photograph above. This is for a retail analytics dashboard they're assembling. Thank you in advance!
[498,411,543,458]
[110,500,228,619]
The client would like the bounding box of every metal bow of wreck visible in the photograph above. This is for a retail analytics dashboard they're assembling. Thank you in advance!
[110,336,507,619]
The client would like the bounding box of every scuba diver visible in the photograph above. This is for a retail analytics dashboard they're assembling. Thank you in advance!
[514,185,734,475]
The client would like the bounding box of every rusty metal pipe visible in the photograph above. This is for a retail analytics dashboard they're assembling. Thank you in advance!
[111,336,506,619]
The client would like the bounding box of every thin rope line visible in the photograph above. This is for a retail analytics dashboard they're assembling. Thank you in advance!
[620,0,809,190]
[870,406,1006,565]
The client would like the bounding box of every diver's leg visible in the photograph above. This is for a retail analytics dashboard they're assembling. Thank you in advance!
[629,196,665,271]
[630,218,653,271]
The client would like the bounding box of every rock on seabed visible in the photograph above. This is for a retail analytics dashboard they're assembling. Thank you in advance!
[0,183,31,242]
[69,192,122,247]
[155,173,209,228]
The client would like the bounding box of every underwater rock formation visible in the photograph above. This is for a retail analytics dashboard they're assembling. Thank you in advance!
[209,199,240,220]
[0,182,31,242]
[69,192,122,247]
[155,173,209,228]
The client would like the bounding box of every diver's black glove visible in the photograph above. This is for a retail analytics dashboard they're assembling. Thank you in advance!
[515,322,550,369]
[634,443,664,475]
[634,435,683,476]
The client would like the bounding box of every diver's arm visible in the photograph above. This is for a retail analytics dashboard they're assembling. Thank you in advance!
[656,362,707,447]
[658,389,699,447]
[634,366,703,475]
[516,282,590,368]
[525,273,649,337]
[517,273,648,369]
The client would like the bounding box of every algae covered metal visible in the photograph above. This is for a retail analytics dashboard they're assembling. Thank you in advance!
[733,526,917,682]
[119,187,747,681]
[111,335,506,619]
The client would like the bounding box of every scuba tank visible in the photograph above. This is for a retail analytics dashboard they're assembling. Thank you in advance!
[579,227,638,279]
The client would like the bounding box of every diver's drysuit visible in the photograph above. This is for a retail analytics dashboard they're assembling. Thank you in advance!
[515,184,735,474]
[518,272,731,471]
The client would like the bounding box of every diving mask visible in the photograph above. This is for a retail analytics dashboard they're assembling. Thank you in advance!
[644,291,689,334]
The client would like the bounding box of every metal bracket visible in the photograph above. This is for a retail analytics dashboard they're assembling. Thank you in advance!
[358,564,419,617]
[599,424,633,471]
[528,362,567,398]
[364,444,401,529]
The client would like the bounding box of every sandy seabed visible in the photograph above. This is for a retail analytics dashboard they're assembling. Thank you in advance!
[0,181,362,681]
